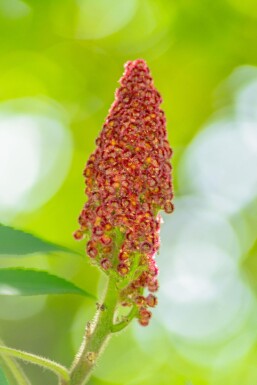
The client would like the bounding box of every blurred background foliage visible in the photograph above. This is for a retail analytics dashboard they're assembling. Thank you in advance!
[0,0,257,384]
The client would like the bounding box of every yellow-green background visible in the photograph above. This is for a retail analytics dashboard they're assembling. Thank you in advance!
[0,0,257,384]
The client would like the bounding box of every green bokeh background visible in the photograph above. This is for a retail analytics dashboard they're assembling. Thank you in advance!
[0,0,257,384]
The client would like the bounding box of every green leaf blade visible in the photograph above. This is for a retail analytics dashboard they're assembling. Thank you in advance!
[0,224,73,256]
[0,268,94,298]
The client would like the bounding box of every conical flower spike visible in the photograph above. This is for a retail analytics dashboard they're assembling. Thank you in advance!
[74,59,174,325]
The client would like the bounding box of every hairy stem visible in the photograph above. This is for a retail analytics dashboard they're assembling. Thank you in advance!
[70,278,119,385]
[0,345,69,383]
[59,377,69,385]
[0,338,31,385]
[0,353,31,385]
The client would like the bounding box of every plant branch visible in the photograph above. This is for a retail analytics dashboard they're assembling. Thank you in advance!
[0,353,31,385]
[0,345,69,383]
[0,338,31,385]
[111,305,138,333]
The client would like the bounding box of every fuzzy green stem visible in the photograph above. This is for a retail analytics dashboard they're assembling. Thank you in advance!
[0,338,31,385]
[111,305,138,333]
[70,278,119,385]
[0,345,69,383]
[59,378,69,385]
[0,353,31,385]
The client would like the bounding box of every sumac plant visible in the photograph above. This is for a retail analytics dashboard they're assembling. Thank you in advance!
[0,59,174,385]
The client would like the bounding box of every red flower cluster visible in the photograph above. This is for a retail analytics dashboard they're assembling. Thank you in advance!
[74,59,174,326]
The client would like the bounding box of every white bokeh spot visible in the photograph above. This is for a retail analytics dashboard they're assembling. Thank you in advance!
[0,98,73,220]
[0,117,40,207]
[179,119,257,214]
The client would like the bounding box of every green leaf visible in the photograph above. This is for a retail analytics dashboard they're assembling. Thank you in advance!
[0,224,74,256]
[0,268,94,298]
[0,366,10,385]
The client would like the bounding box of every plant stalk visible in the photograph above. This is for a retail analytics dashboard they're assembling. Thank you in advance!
[70,278,118,385]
